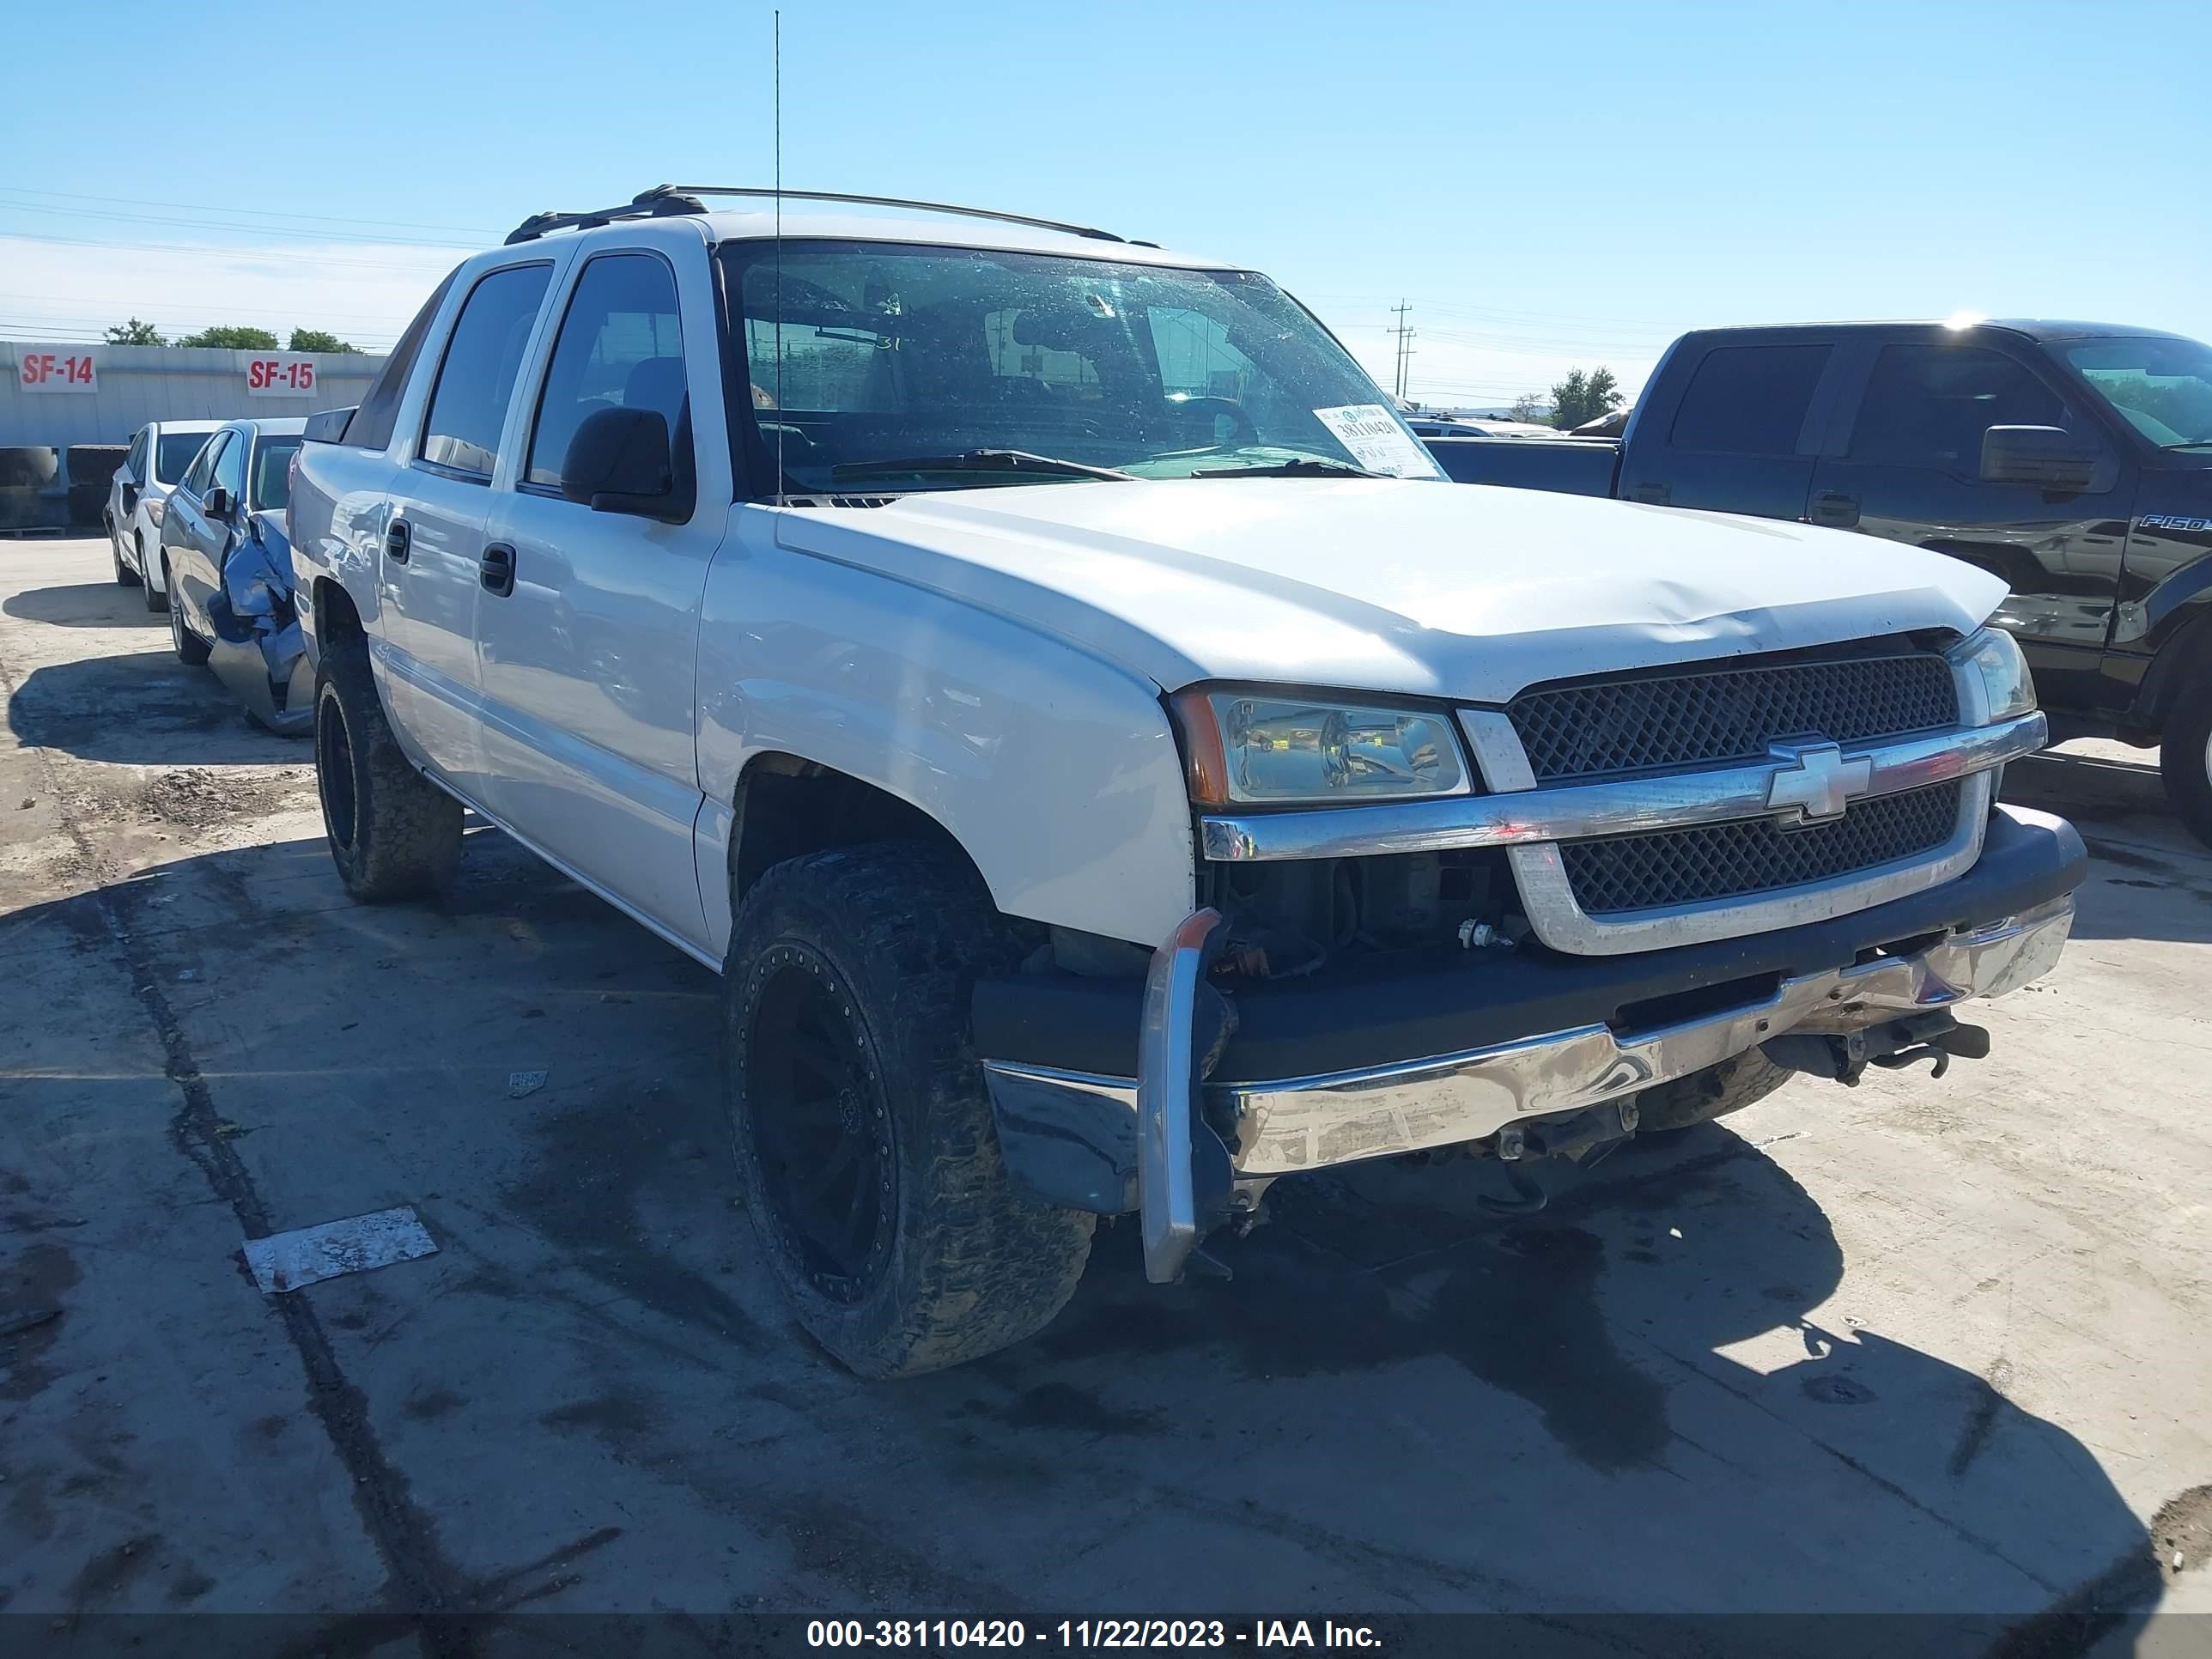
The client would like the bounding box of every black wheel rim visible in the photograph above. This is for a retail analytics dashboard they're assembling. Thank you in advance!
[316,690,358,854]
[744,948,894,1304]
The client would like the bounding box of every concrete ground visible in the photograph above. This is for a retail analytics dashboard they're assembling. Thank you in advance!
[3,534,2209,1653]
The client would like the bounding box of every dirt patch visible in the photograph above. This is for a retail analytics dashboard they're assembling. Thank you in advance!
[137,769,246,832]
[2153,1485,2212,1581]
[63,1532,162,1617]
[0,1238,80,1402]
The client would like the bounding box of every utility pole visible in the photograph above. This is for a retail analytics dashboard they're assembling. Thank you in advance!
[1388,301,1415,402]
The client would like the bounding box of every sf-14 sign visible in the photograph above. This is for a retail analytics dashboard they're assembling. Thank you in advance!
[16,349,99,392]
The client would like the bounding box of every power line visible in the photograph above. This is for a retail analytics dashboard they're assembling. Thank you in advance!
[0,198,484,251]
[0,229,460,274]
[0,292,411,328]
[0,185,500,239]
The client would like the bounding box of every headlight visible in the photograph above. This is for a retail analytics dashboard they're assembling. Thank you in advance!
[1172,689,1469,805]
[1952,626,2037,723]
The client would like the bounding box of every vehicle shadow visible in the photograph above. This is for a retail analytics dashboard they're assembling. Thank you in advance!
[0,833,2179,1648]
[2002,763,2212,945]
[896,1139,2172,1646]
[5,651,295,767]
[2,580,162,629]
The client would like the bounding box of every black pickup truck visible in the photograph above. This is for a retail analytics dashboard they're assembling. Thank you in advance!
[1429,321,2212,844]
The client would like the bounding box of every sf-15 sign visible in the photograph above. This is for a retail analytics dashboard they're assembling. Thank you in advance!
[246,356,318,396]
[16,349,99,392]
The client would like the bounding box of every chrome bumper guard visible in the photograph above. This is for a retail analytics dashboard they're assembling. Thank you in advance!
[981,894,2074,1279]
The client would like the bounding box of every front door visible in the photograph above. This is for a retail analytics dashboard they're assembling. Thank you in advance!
[382,260,556,798]
[475,249,716,947]
[164,428,240,629]
[1810,338,2133,709]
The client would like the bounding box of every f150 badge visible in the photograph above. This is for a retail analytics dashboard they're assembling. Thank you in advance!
[2139,514,2212,533]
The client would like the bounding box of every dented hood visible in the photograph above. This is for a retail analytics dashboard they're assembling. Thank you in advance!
[770,477,2005,702]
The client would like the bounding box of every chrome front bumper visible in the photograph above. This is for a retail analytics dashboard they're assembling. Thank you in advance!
[981,893,2075,1282]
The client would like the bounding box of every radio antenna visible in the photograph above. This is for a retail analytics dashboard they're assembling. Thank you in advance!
[772,8,785,508]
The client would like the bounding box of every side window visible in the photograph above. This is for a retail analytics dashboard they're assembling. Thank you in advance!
[181,434,222,497]
[419,263,554,479]
[349,267,459,453]
[212,429,246,501]
[126,429,148,481]
[1848,344,2069,471]
[1668,344,1832,456]
[526,254,689,490]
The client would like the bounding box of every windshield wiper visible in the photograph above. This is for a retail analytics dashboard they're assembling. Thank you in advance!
[1188,456,1382,479]
[830,449,1135,483]
[2159,440,2212,450]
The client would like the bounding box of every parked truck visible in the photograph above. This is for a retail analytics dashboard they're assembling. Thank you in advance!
[289,188,2084,1376]
[1427,321,2212,843]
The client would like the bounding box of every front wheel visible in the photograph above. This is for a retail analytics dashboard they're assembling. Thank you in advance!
[726,843,1095,1378]
[313,632,463,902]
[166,559,210,665]
[2162,679,2212,852]
[142,535,167,611]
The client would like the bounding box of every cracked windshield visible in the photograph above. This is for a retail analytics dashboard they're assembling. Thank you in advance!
[727,243,1444,490]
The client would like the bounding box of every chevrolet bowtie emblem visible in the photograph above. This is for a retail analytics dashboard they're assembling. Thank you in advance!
[1765,741,1872,823]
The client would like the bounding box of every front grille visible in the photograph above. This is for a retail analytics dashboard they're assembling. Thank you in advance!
[1508,651,1959,782]
[1559,781,1964,916]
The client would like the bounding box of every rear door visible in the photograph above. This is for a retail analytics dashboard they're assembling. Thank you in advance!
[475,245,720,947]
[1620,337,1840,519]
[1809,333,2131,707]
[383,260,557,799]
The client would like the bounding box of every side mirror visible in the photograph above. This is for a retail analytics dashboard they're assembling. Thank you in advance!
[561,406,684,521]
[1980,425,2098,492]
[203,485,234,520]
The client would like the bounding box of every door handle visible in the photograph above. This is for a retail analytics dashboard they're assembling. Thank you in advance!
[1811,491,1860,528]
[479,541,517,598]
[385,519,411,564]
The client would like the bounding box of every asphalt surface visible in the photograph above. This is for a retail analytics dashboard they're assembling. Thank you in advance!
[3,535,2210,1656]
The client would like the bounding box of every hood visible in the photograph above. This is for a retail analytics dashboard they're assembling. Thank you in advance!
[771,477,2005,702]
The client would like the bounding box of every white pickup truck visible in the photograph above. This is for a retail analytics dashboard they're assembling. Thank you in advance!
[290,186,2086,1377]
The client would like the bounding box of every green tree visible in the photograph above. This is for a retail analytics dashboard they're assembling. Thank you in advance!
[104,317,167,345]
[177,325,280,349]
[1547,366,1624,430]
[288,327,360,354]
[1507,392,1547,424]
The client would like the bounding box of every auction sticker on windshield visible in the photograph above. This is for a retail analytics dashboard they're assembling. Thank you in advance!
[1313,404,1443,478]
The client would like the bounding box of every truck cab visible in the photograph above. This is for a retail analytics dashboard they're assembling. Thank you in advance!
[1430,321,2212,842]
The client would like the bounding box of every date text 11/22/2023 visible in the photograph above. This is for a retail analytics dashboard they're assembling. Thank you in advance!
[805,1621,1384,1650]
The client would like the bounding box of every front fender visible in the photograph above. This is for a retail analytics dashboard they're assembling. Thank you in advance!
[2131,550,2212,655]
[693,512,1196,958]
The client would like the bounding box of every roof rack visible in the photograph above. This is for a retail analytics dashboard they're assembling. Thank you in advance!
[504,185,1136,246]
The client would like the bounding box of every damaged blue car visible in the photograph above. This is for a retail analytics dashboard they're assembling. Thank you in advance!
[156,417,311,734]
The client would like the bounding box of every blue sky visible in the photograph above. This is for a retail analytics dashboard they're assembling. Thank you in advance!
[5,0,2207,406]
